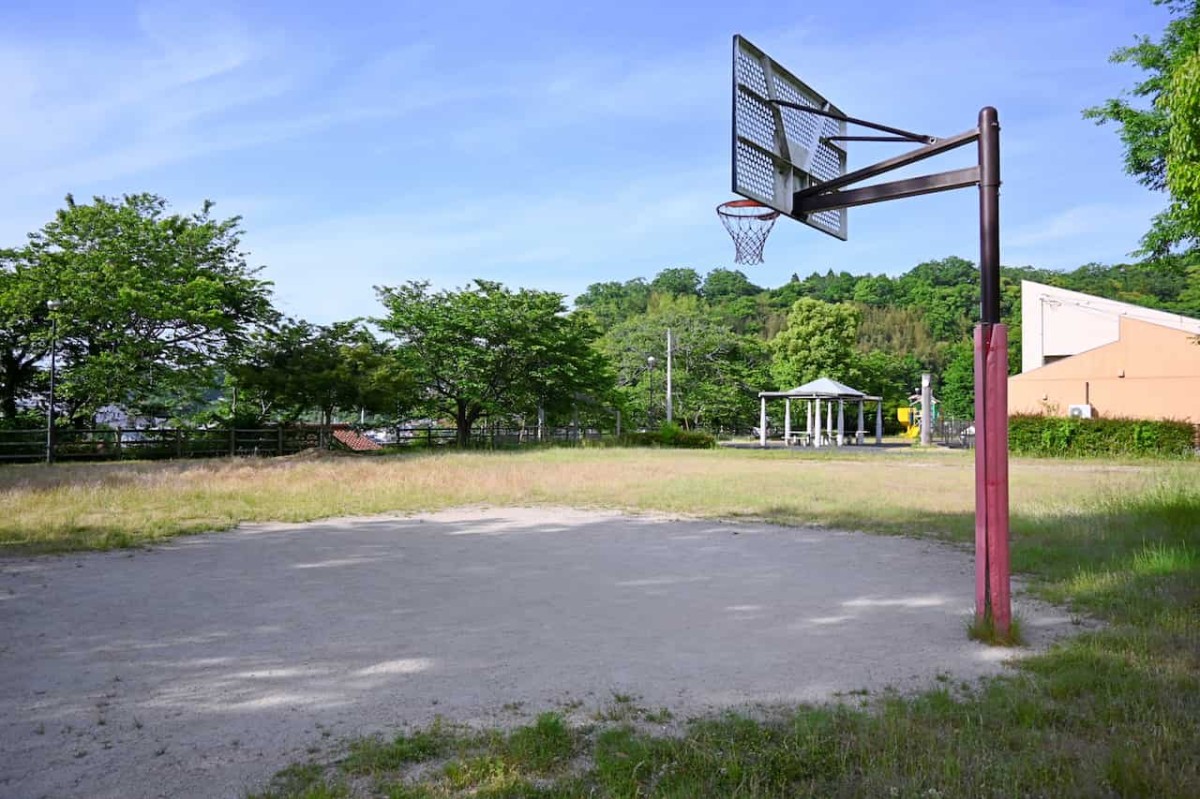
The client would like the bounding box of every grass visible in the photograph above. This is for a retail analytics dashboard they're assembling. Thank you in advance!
[965,613,1025,647]
[3,447,1198,796]
[0,446,1190,553]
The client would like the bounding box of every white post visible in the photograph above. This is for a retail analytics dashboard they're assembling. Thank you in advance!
[857,401,865,445]
[759,396,767,448]
[806,400,813,446]
[537,403,545,442]
[920,373,933,447]
[784,399,792,446]
[813,398,821,448]
[665,328,674,424]
[875,402,883,445]
[826,400,833,444]
[837,399,844,446]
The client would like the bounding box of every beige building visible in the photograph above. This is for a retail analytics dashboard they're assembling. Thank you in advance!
[1009,281,1200,422]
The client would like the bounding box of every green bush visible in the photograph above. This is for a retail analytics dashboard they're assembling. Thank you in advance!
[1008,414,1196,459]
[620,423,716,449]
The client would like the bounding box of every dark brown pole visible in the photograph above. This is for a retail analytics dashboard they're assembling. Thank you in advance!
[978,107,1001,324]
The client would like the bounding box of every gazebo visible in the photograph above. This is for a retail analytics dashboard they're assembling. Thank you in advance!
[757,377,884,448]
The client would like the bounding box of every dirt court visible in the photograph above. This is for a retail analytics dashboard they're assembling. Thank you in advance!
[0,507,1078,798]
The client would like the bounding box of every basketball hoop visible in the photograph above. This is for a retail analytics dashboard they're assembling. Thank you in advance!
[716,199,779,265]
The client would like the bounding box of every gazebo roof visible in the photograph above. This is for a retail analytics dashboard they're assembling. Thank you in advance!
[791,377,865,397]
[758,376,879,400]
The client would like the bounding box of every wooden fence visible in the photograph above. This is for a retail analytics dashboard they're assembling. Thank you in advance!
[0,424,605,464]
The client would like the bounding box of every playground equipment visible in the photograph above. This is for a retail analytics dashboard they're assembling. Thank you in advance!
[898,393,940,439]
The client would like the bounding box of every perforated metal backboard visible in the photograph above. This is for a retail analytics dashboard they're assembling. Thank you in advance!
[733,35,848,240]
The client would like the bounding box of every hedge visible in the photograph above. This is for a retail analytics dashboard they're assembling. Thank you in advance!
[1007,414,1196,459]
[620,423,716,449]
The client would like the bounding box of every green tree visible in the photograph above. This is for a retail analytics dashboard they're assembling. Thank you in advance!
[938,339,976,420]
[852,275,896,306]
[573,278,651,331]
[650,267,702,297]
[856,305,946,369]
[701,268,761,300]
[376,280,612,446]
[6,194,275,422]
[1085,0,1200,256]
[599,297,769,431]
[0,252,51,423]
[770,299,863,388]
[799,269,859,303]
[857,349,924,434]
[230,320,414,426]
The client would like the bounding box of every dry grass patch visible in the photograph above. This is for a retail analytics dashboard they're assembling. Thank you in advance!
[1,447,1191,553]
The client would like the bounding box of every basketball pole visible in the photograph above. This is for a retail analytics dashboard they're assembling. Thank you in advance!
[974,107,1011,638]
[735,39,1012,639]
[772,103,1012,639]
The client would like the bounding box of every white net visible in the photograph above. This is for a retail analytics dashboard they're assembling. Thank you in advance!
[717,200,779,265]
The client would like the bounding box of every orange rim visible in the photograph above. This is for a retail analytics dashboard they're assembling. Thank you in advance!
[716,199,779,219]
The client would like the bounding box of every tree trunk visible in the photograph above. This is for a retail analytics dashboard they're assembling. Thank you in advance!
[455,399,477,448]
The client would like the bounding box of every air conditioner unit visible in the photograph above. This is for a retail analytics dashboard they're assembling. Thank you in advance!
[1068,404,1093,419]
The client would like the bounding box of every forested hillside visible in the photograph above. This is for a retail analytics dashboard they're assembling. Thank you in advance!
[578,256,1200,429]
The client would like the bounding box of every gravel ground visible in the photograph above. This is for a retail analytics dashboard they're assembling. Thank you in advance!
[0,507,1080,798]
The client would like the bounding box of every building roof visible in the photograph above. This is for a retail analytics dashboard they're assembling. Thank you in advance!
[1020,280,1200,373]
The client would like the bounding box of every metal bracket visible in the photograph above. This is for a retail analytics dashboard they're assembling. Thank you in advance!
[822,136,920,143]
[767,100,937,144]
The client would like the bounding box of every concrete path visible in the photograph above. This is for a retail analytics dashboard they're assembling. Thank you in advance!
[0,508,1076,798]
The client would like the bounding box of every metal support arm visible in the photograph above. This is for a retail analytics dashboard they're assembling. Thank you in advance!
[794,128,979,201]
[794,166,980,214]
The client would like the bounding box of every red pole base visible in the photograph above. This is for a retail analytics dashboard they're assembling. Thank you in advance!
[973,323,1011,636]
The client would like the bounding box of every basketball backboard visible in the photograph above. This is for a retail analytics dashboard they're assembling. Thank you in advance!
[732,35,848,240]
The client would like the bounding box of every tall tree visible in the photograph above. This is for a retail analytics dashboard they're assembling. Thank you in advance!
[0,252,51,423]
[231,320,414,426]
[770,298,863,389]
[701,268,761,301]
[599,296,769,431]
[1085,0,1200,256]
[650,267,702,297]
[7,194,275,422]
[376,280,612,445]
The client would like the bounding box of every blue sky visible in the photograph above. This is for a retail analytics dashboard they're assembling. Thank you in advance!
[0,0,1172,323]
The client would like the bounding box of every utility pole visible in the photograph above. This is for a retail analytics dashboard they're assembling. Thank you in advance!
[665,328,674,423]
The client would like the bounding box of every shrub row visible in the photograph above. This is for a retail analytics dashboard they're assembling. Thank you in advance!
[620,423,716,449]
[1008,414,1196,459]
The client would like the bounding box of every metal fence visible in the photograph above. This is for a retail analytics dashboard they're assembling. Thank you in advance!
[932,418,976,449]
[0,424,608,464]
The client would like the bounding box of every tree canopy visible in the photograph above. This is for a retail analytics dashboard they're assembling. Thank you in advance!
[1085,0,1200,256]
[230,320,414,426]
[376,280,613,444]
[0,194,274,424]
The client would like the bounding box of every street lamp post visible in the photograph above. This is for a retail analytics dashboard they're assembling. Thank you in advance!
[46,299,62,465]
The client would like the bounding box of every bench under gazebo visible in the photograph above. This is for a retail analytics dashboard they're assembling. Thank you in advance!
[757,377,884,448]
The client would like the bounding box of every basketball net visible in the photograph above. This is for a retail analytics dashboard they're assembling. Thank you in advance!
[716,199,779,265]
